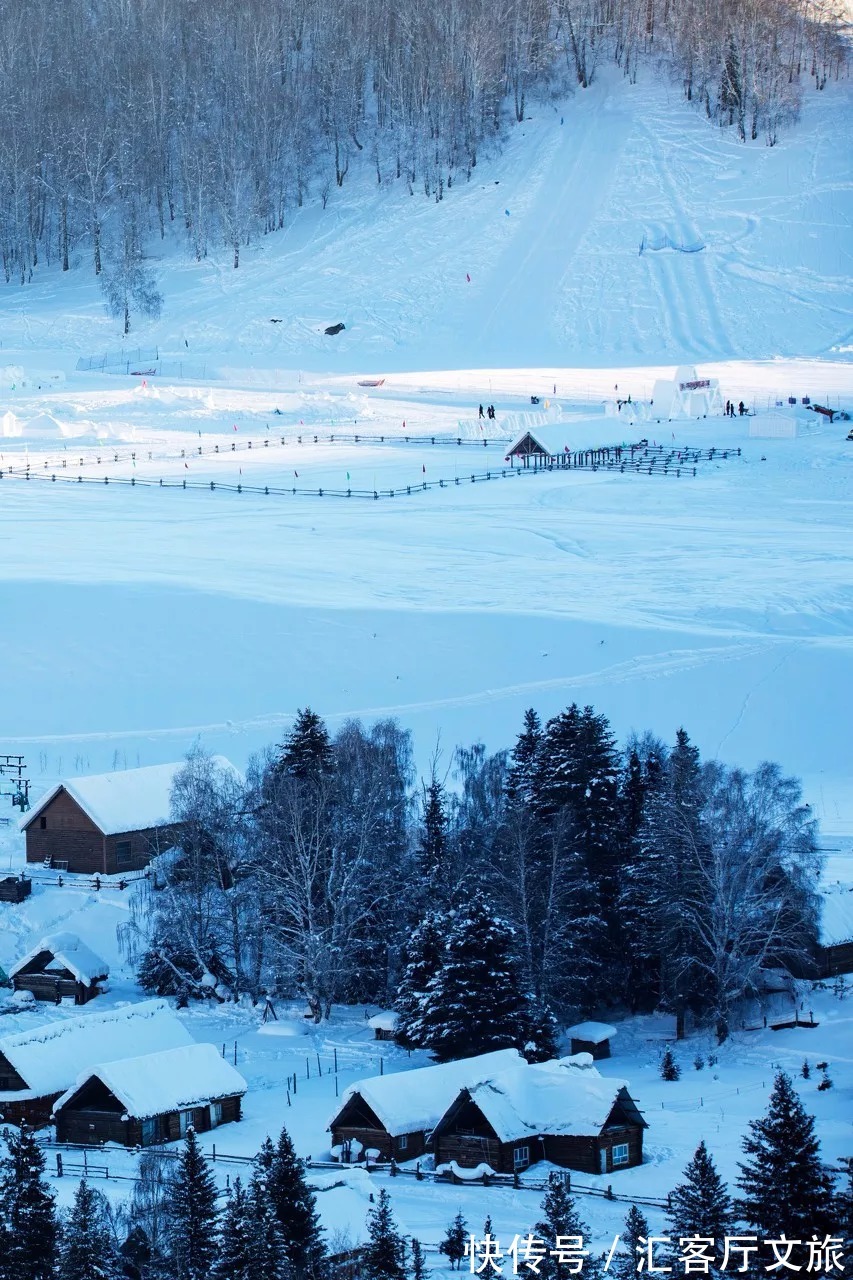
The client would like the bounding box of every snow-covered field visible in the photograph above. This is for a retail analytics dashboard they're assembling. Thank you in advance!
[0,62,851,1253]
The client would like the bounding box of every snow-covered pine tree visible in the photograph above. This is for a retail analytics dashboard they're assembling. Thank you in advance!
[533,1174,599,1280]
[660,1047,681,1081]
[393,911,448,1048]
[58,1181,118,1280]
[362,1190,406,1280]
[667,1141,734,1267]
[274,709,333,778]
[416,892,538,1062]
[614,739,667,1012]
[505,709,544,806]
[609,1205,649,1280]
[737,1072,836,1243]
[164,1130,219,1280]
[409,1239,427,1280]
[417,777,449,893]
[256,1128,325,1279]
[438,1212,468,1270]
[212,1179,253,1280]
[0,1123,58,1280]
[538,704,621,879]
[245,1168,290,1280]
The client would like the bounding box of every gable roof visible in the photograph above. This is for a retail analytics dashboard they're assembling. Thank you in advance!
[9,933,109,986]
[507,424,574,456]
[53,1042,247,1120]
[20,758,238,836]
[0,999,192,1098]
[329,1049,524,1138]
[438,1057,645,1144]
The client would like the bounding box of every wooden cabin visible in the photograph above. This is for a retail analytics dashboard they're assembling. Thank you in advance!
[0,999,192,1128]
[53,1042,247,1146]
[20,759,238,877]
[368,1012,399,1042]
[432,1058,646,1176]
[9,934,108,1005]
[328,1049,523,1163]
[0,875,31,904]
[566,1021,617,1060]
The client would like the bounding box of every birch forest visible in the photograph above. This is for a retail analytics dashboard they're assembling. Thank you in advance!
[0,0,848,286]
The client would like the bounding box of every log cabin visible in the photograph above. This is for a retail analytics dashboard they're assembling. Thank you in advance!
[566,1021,617,1060]
[52,1042,247,1146]
[432,1057,646,1176]
[328,1049,523,1163]
[9,934,109,1005]
[367,1012,399,1042]
[20,758,236,877]
[0,999,193,1128]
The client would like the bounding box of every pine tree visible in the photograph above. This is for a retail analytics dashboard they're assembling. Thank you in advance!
[245,1169,290,1280]
[256,1129,325,1279]
[0,1123,58,1280]
[275,709,333,778]
[164,1130,219,1280]
[362,1190,406,1280]
[668,1142,733,1266]
[58,1182,118,1280]
[212,1179,253,1280]
[417,778,449,891]
[409,1240,427,1280]
[737,1072,836,1242]
[416,892,533,1062]
[533,1174,599,1280]
[393,910,449,1048]
[439,1212,467,1270]
[506,709,544,806]
[610,1206,649,1280]
[660,1047,680,1081]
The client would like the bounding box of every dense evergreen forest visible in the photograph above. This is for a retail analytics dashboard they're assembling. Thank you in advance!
[0,0,847,295]
[125,704,824,1047]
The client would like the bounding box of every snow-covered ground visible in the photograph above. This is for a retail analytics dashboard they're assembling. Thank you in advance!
[0,60,851,1252]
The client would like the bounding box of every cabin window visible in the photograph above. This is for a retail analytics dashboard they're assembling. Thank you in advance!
[116,840,133,867]
[40,816,47,829]
[612,1143,630,1166]
[398,1134,408,1151]
[513,1146,530,1170]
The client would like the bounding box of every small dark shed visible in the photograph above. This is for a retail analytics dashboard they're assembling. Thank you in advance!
[566,1021,617,1060]
[9,934,109,1005]
[53,1042,247,1146]
[0,876,31,904]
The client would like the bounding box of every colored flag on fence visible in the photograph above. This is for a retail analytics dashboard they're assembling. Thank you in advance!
[347,472,350,481]
[466,272,471,282]
[184,463,188,469]
[422,464,426,474]
[294,470,299,477]
[233,424,237,430]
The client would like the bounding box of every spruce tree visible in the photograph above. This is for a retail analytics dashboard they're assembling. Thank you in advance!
[256,1129,325,1278]
[506,709,544,806]
[416,892,533,1062]
[660,1047,680,1081]
[164,1130,219,1280]
[362,1190,406,1280]
[668,1142,734,1265]
[533,1174,599,1280]
[393,911,447,1049]
[275,709,333,778]
[212,1179,253,1280]
[610,1206,649,1280]
[439,1212,467,1270]
[245,1169,290,1280]
[737,1072,836,1242]
[410,1239,427,1280]
[0,1123,58,1280]
[417,778,449,892]
[59,1182,118,1280]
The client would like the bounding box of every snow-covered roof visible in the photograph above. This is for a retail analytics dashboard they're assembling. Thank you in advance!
[9,933,109,986]
[459,1058,641,1143]
[0,999,192,1097]
[507,424,574,456]
[20,757,238,836]
[368,1012,398,1032]
[330,1049,524,1137]
[567,1021,617,1044]
[53,1042,247,1119]
[819,892,853,946]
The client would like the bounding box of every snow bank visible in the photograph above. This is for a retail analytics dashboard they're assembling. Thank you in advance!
[257,1018,309,1038]
[435,1160,497,1180]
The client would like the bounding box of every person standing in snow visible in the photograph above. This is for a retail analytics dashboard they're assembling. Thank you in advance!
[478,404,485,419]
[739,400,746,416]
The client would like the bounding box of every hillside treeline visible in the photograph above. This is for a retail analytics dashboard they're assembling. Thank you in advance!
[123,705,823,1045]
[0,0,844,293]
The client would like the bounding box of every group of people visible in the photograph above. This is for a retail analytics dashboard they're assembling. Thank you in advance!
[478,403,497,420]
[725,399,747,417]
